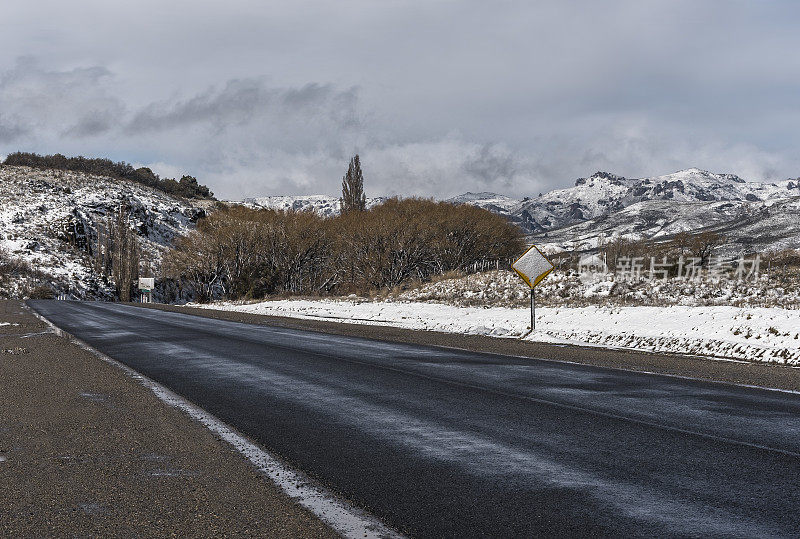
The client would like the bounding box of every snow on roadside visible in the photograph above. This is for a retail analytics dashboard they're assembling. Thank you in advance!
[194,299,800,366]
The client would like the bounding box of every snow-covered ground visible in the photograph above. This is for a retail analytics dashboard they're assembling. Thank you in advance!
[392,269,800,308]
[194,299,800,366]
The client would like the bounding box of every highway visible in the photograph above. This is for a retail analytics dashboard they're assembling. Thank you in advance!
[29,300,800,537]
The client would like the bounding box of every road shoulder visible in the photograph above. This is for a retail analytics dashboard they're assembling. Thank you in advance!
[0,300,335,537]
[132,301,800,393]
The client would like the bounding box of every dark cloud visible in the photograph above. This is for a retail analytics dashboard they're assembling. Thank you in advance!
[127,80,360,136]
[63,106,124,137]
[0,115,27,143]
[461,144,519,189]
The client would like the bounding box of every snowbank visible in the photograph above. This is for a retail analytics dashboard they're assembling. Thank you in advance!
[195,299,800,365]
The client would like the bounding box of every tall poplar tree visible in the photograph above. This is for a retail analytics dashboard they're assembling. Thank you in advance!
[340,154,366,213]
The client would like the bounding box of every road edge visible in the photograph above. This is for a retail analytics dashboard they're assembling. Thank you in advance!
[25,301,402,539]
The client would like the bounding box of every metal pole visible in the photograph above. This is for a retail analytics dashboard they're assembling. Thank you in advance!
[530,287,535,330]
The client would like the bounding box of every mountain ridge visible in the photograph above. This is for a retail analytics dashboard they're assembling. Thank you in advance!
[447,168,800,255]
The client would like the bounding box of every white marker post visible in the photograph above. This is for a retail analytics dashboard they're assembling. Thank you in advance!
[512,245,554,333]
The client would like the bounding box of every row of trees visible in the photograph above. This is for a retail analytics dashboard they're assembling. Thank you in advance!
[162,198,524,302]
[3,152,214,200]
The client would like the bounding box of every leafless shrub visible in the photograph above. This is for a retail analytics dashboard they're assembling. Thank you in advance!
[163,198,525,301]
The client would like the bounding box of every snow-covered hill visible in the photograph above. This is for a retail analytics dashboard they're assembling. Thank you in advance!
[445,168,800,255]
[450,168,800,234]
[0,165,205,298]
[445,192,520,215]
[533,196,800,256]
[240,194,387,216]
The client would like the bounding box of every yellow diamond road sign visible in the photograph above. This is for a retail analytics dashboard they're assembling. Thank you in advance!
[512,244,554,289]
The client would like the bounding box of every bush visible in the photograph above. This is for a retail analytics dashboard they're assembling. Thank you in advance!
[0,248,50,286]
[163,198,525,301]
[28,285,55,299]
[2,152,214,200]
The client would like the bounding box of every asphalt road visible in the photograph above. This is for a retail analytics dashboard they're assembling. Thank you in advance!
[30,300,800,538]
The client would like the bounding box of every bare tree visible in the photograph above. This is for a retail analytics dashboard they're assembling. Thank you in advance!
[340,155,366,213]
[92,220,111,280]
[101,203,141,301]
[689,231,723,265]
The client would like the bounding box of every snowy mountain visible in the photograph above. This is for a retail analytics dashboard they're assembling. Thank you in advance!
[0,165,205,298]
[449,168,800,235]
[241,194,387,216]
[445,168,800,256]
[531,197,800,256]
[445,192,520,215]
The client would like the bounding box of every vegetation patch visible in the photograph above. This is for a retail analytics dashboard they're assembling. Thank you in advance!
[163,198,524,302]
[2,152,214,200]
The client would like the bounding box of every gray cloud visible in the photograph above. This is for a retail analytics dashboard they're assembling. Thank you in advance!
[1,1,800,199]
[0,58,125,142]
[127,80,360,136]
[63,107,123,137]
[461,144,519,190]
[0,115,26,143]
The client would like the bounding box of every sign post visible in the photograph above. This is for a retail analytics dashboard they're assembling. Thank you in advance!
[512,244,554,333]
[138,277,155,303]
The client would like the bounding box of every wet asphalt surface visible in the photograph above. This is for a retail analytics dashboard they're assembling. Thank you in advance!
[29,300,800,538]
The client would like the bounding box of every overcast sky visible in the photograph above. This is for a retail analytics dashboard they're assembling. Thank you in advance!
[1,0,799,199]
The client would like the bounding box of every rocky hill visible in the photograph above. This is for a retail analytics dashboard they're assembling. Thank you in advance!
[0,165,205,298]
